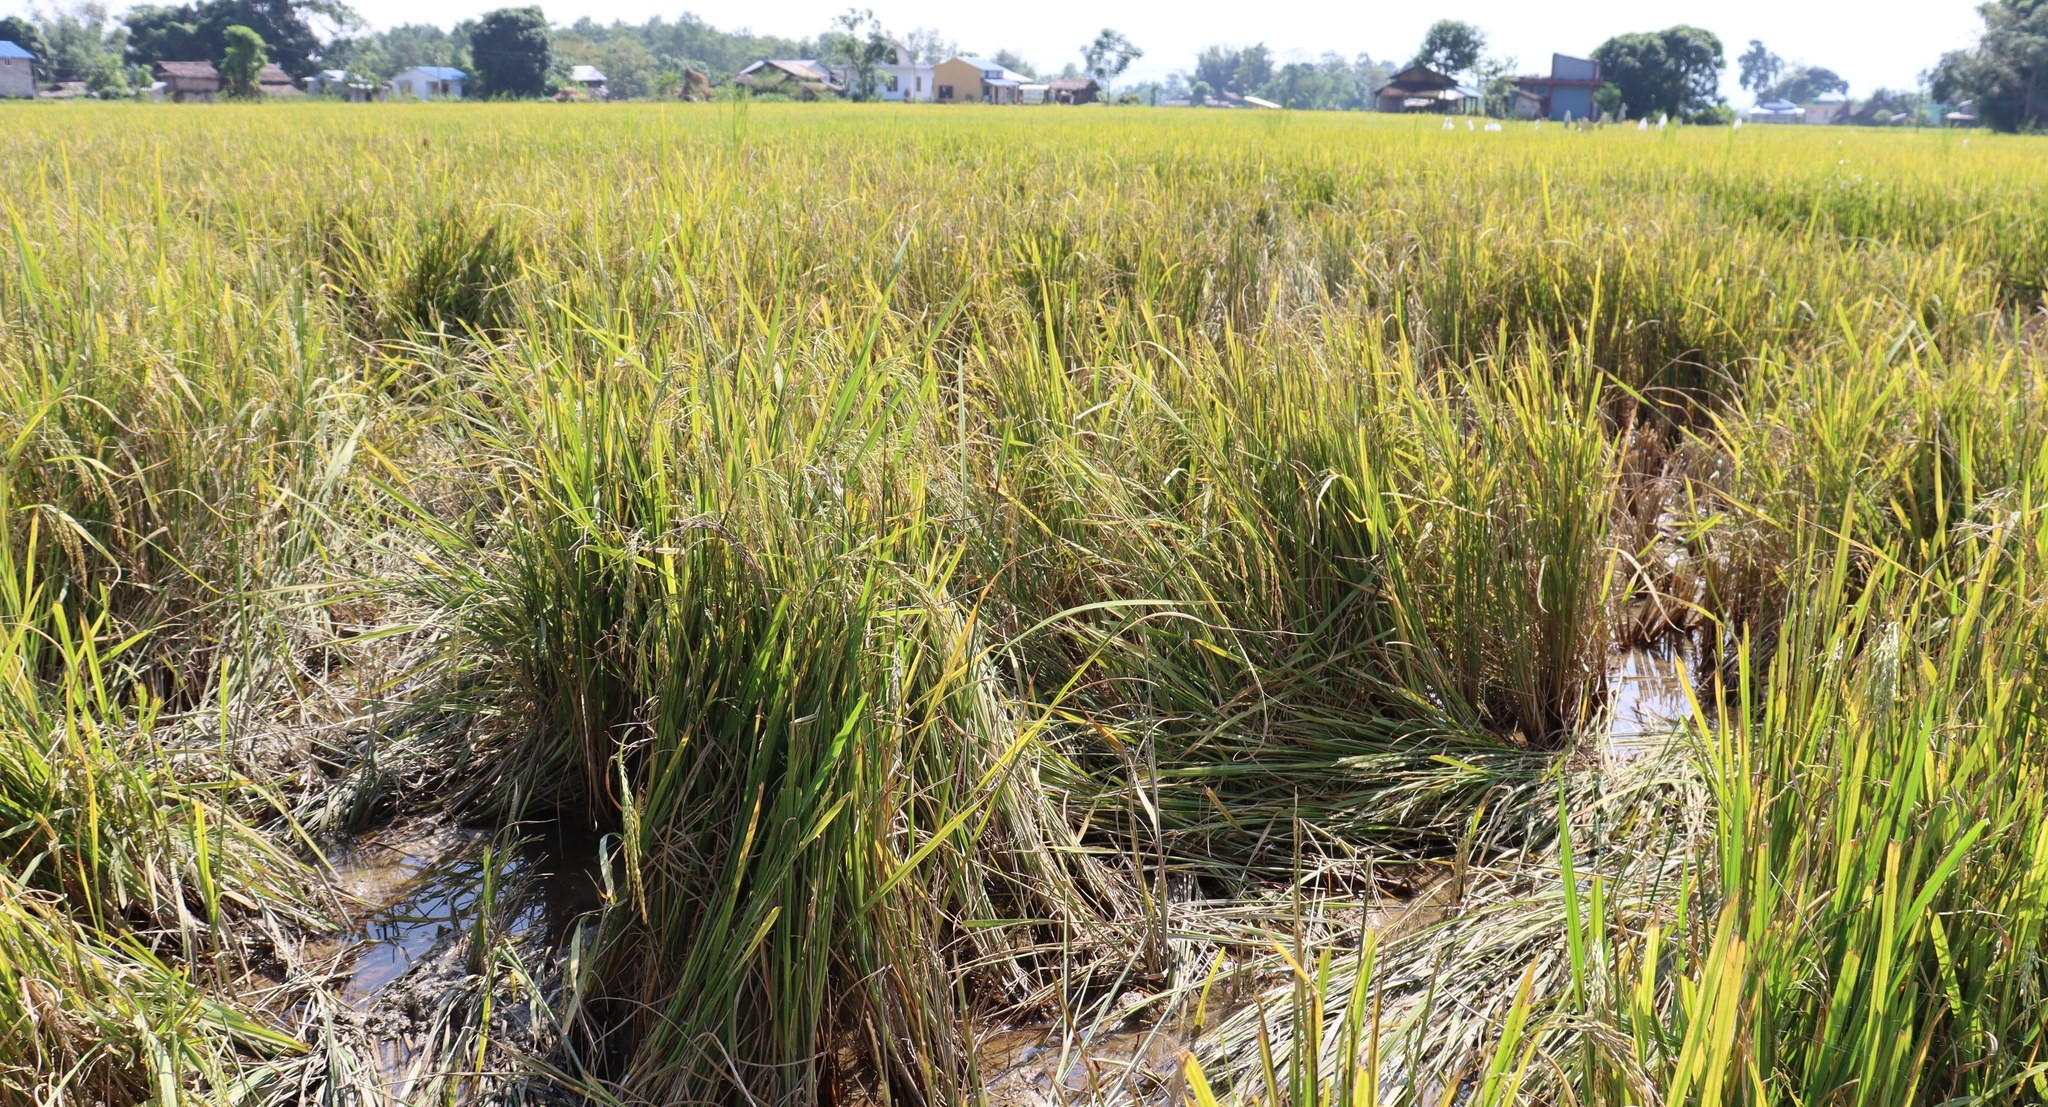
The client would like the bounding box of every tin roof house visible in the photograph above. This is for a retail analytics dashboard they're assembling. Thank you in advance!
[1513,54,1604,122]
[568,64,607,98]
[0,40,35,99]
[1374,65,1479,113]
[1747,98,1806,123]
[390,66,465,99]
[933,56,1033,104]
[734,59,843,99]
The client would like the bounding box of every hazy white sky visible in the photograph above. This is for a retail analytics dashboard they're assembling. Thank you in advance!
[8,0,1986,100]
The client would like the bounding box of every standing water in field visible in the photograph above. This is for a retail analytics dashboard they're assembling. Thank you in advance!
[1606,641,1697,760]
[308,821,607,1092]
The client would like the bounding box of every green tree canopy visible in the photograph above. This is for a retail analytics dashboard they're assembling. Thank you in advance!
[0,15,49,68]
[824,7,892,100]
[990,48,1035,77]
[124,0,353,77]
[469,6,551,97]
[1931,0,2048,131]
[1192,42,1271,96]
[1737,39,1781,94]
[219,22,265,95]
[1412,19,1485,75]
[1590,25,1725,119]
[31,3,129,88]
[1768,65,1848,102]
[1082,28,1141,86]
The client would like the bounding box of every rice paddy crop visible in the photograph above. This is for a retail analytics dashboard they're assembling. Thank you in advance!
[2,101,2045,1107]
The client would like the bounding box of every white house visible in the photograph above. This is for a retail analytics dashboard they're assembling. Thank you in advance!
[390,66,465,100]
[876,62,933,101]
[0,40,36,98]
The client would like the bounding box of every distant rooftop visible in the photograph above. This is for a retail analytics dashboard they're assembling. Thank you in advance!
[0,40,35,60]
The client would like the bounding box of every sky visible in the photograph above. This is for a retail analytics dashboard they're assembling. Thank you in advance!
[5,0,1989,102]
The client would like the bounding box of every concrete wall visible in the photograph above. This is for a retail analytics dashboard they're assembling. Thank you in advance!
[876,64,933,102]
[0,56,32,98]
[932,58,982,104]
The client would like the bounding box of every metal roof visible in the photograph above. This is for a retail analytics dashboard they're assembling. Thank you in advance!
[569,65,606,82]
[0,41,34,60]
[400,66,465,81]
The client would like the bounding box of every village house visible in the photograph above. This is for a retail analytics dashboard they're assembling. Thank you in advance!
[932,56,1031,104]
[1047,77,1100,104]
[1747,98,1805,123]
[1803,93,1849,125]
[153,60,221,102]
[875,53,934,102]
[733,59,842,99]
[390,66,465,99]
[257,63,298,96]
[568,65,608,98]
[1513,54,1603,121]
[304,69,377,101]
[1374,65,1479,113]
[0,41,35,98]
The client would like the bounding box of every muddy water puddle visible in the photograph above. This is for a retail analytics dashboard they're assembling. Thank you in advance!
[977,1023,1189,1106]
[1606,640,1698,760]
[318,821,607,1006]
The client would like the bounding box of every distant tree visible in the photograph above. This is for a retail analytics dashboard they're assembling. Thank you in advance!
[991,48,1034,77]
[37,3,130,87]
[1236,43,1272,91]
[1082,28,1141,87]
[1594,82,1623,117]
[1412,19,1485,75]
[0,15,50,76]
[219,22,264,95]
[1269,60,1330,107]
[469,6,550,97]
[1188,77,1210,105]
[897,27,952,65]
[1865,85,1933,124]
[322,21,465,79]
[1473,53,1519,116]
[828,8,887,98]
[1590,26,1725,119]
[1737,39,1782,94]
[1768,65,1848,102]
[823,8,891,99]
[1930,0,2048,131]
[124,0,353,77]
[1192,44,1236,93]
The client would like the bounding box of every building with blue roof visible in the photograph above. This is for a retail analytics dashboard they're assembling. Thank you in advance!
[1,39,36,99]
[391,66,466,100]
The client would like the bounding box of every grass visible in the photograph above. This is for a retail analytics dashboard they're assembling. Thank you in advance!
[0,100,2044,1106]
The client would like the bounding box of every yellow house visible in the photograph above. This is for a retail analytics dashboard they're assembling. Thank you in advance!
[933,56,1030,104]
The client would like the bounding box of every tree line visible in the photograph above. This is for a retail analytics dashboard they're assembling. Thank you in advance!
[1,0,2042,131]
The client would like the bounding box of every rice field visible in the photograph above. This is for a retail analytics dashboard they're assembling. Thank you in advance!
[2,101,2046,1107]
